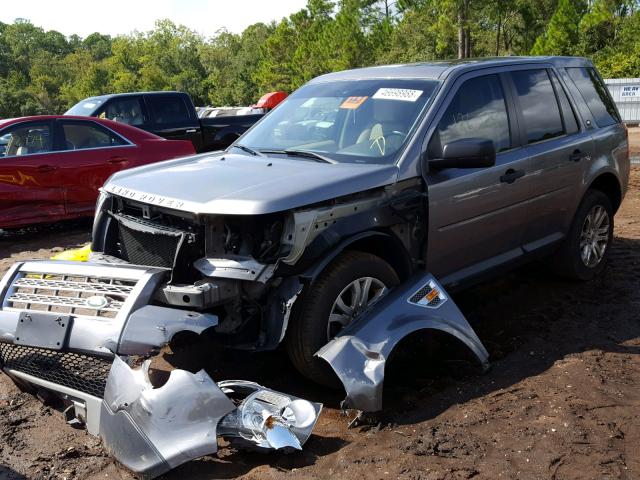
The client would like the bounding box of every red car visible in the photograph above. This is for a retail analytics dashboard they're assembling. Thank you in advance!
[0,116,195,229]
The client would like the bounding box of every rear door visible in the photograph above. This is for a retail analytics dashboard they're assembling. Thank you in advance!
[507,67,593,251]
[144,94,203,151]
[425,71,533,285]
[56,119,137,216]
[0,120,65,227]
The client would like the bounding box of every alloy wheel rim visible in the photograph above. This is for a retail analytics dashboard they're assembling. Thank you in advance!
[579,205,610,268]
[327,276,387,341]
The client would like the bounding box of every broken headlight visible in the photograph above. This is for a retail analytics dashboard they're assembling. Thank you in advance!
[217,380,322,451]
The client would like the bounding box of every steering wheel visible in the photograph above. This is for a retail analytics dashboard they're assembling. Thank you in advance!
[369,131,407,156]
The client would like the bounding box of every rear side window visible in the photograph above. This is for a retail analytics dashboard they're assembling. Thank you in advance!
[146,96,192,125]
[566,67,620,127]
[550,71,579,135]
[511,69,564,144]
[61,122,127,150]
[428,74,511,158]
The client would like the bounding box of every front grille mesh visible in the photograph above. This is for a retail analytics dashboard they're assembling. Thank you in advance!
[0,344,111,398]
[115,215,182,268]
[6,273,135,319]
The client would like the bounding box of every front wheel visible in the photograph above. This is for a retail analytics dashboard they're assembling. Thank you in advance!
[552,189,614,281]
[285,251,399,386]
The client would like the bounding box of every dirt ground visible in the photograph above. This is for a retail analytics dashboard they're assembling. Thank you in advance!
[1,143,640,480]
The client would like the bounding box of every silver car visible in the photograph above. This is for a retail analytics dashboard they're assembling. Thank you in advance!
[0,57,629,474]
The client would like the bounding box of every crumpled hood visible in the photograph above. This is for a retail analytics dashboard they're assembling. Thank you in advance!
[103,152,398,215]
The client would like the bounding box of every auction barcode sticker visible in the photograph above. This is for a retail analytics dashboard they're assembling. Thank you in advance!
[372,88,423,102]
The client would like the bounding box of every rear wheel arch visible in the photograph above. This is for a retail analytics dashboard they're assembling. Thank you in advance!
[587,172,622,213]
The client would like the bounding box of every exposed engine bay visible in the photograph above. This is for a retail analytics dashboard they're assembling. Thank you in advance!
[91,179,428,351]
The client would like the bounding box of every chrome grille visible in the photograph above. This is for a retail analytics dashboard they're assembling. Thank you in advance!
[13,277,134,296]
[5,272,135,319]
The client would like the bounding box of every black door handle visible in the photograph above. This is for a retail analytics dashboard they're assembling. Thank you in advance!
[500,168,525,184]
[569,149,583,162]
[36,165,58,173]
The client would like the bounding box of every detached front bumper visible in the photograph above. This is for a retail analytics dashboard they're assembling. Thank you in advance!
[0,260,216,433]
[0,260,321,477]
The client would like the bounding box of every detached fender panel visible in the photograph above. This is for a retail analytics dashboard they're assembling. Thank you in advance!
[316,272,489,412]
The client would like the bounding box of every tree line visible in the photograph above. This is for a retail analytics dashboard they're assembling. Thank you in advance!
[1,0,638,118]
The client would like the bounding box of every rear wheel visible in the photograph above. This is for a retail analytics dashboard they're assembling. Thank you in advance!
[286,251,399,386]
[552,189,614,281]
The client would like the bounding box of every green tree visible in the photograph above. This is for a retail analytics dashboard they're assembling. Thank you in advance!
[531,0,587,55]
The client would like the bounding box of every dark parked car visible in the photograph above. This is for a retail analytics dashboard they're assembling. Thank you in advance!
[0,115,194,228]
[65,91,279,152]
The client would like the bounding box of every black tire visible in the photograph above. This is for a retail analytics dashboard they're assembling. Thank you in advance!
[286,251,399,386]
[552,189,614,281]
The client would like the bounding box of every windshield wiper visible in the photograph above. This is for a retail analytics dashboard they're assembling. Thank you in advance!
[260,149,337,164]
[232,144,263,157]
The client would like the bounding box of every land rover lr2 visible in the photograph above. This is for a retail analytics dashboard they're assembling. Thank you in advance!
[0,56,629,415]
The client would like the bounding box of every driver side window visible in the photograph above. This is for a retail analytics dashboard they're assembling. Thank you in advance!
[428,75,511,159]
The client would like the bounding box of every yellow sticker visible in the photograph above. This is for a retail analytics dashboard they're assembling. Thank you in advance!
[340,96,368,109]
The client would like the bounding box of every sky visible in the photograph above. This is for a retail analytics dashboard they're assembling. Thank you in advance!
[0,0,309,38]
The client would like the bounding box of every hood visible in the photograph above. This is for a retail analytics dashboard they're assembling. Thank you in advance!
[103,152,398,215]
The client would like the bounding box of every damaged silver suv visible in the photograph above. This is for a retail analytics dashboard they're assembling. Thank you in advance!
[0,56,629,474]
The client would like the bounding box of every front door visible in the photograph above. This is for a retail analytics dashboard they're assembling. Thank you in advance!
[0,120,64,228]
[425,72,532,286]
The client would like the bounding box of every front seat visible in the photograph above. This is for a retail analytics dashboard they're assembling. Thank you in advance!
[356,100,410,154]
[16,146,29,156]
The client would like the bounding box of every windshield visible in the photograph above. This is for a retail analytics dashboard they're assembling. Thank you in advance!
[237,79,438,164]
[65,98,104,116]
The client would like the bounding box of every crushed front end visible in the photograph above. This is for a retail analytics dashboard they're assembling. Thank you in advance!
[0,260,321,478]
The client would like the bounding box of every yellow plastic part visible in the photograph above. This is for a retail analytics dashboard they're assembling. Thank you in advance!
[51,243,92,262]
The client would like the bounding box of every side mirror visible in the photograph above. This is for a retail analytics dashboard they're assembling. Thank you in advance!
[428,138,496,170]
